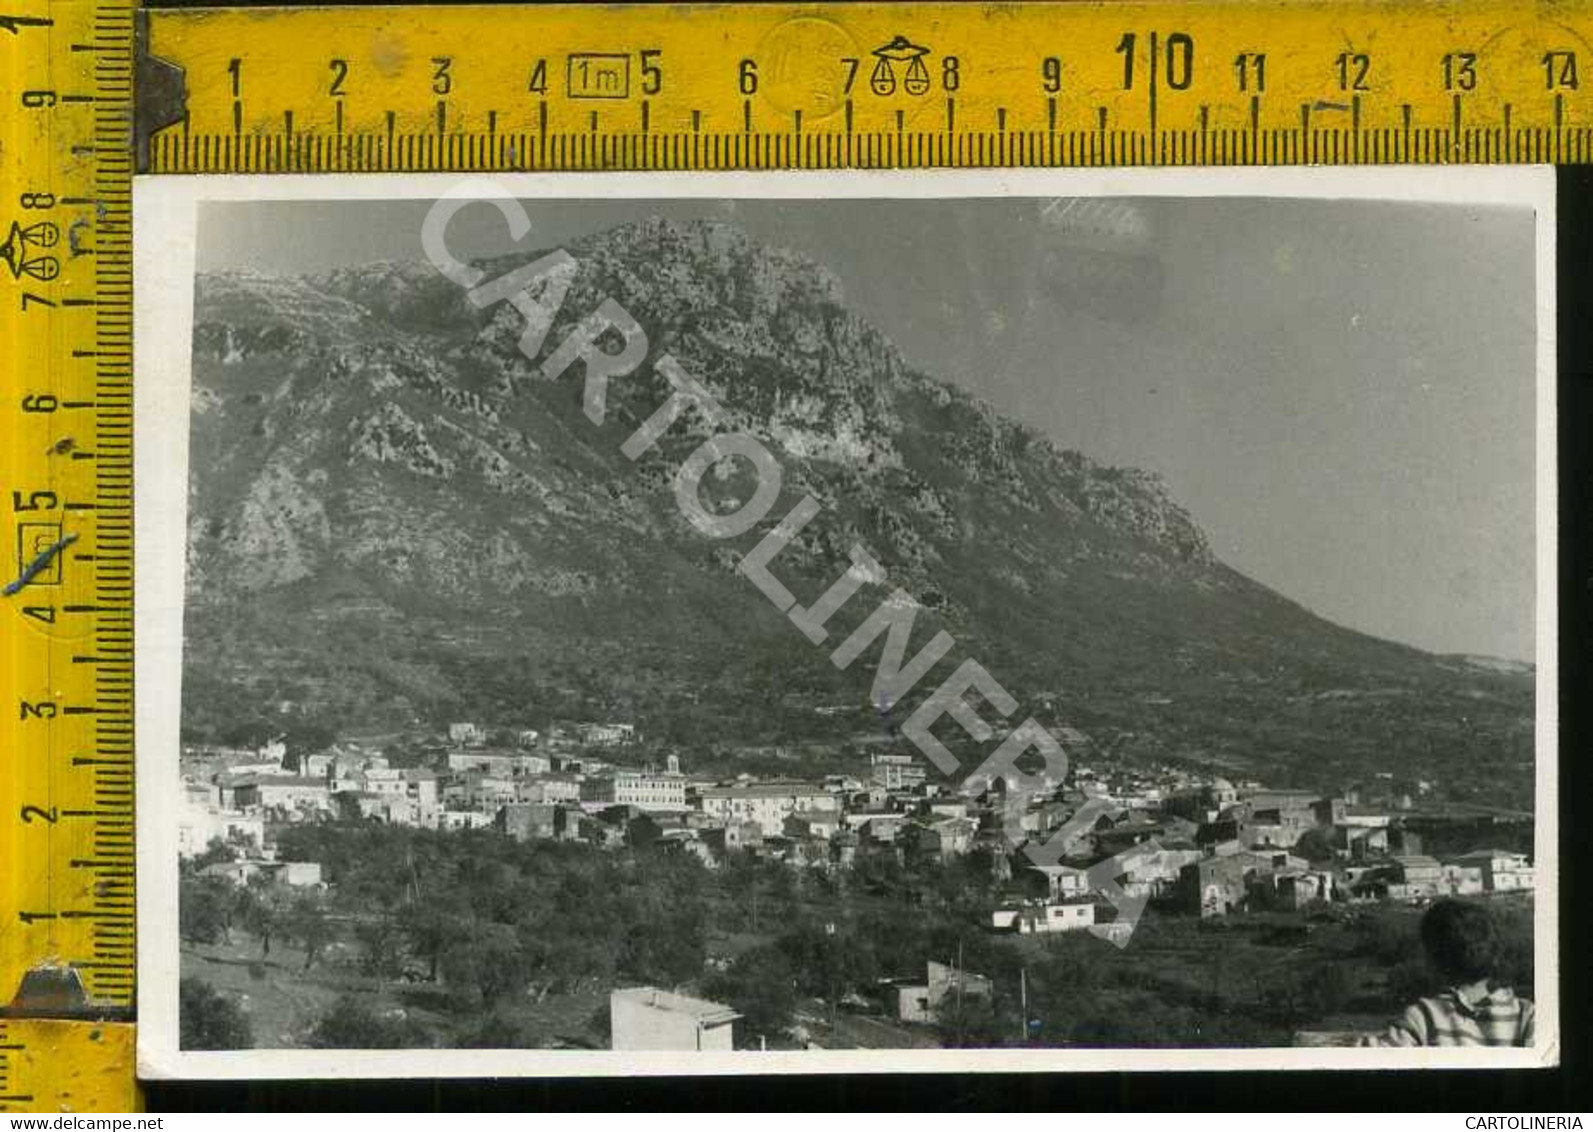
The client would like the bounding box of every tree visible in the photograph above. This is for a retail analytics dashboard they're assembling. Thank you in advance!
[1303,962,1354,1016]
[284,893,334,971]
[282,720,337,766]
[1387,956,1437,1004]
[521,900,623,996]
[1294,828,1336,865]
[719,855,763,932]
[619,903,705,987]
[1036,932,1105,994]
[1492,901,1535,995]
[440,920,526,1005]
[934,990,1009,1049]
[179,876,237,946]
[179,977,252,1050]
[457,1011,535,1049]
[220,718,278,750]
[442,923,528,1006]
[308,995,416,1049]
[236,884,280,957]
[777,919,879,1001]
[401,898,472,982]
[704,945,797,1041]
[355,915,406,980]
[1356,909,1421,965]
[1067,992,1200,1047]
[189,836,240,873]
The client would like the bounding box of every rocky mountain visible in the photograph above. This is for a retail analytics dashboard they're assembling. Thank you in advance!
[182,217,1534,808]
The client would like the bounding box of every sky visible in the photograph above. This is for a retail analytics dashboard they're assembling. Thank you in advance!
[198,195,1538,661]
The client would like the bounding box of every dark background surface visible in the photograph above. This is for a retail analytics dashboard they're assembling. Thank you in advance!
[135,0,1593,1105]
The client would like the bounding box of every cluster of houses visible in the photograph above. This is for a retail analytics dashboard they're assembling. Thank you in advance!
[179,723,1534,938]
[178,720,641,849]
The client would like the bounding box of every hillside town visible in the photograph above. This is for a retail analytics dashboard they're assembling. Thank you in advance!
[179,717,1534,938]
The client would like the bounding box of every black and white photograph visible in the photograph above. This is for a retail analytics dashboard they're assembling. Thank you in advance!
[134,169,1556,1077]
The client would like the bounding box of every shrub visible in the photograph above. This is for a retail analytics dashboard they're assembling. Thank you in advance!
[1356,910,1421,965]
[1303,963,1353,1016]
[457,1012,537,1049]
[179,977,252,1050]
[1387,957,1438,1003]
[178,877,237,946]
[704,945,797,1041]
[1491,902,1535,996]
[307,995,421,1049]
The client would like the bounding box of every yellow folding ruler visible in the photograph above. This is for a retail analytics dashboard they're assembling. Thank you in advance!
[1,0,1587,1112]
[142,0,1593,172]
[0,0,137,1114]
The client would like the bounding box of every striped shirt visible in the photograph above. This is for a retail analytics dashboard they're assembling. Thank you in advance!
[1367,986,1535,1047]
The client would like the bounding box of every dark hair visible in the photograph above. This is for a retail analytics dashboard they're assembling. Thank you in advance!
[1420,899,1500,984]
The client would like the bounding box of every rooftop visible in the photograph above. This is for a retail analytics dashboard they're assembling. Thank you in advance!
[698,783,830,798]
[611,987,741,1025]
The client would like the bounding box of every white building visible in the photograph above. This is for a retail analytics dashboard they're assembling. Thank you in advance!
[581,770,686,811]
[403,769,441,824]
[1449,849,1534,892]
[610,987,738,1051]
[992,899,1096,934]
[696,783,839,835]
[438,809,495,831]
[276,861,324,887]
[1028,863,1091,901]
[443,772,518,812]
[356,766,408,797]
[897,961,992,1024]
[231,775,333,816]
[516,774,582,805]
[221,759,286,778]
[871,752,927,790]
[177,799,264,858]
[579,722,637,747]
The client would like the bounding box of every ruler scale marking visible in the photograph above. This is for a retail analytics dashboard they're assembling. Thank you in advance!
[1,0,138,1109]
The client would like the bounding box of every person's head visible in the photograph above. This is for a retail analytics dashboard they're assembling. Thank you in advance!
[1420,899,1500,985]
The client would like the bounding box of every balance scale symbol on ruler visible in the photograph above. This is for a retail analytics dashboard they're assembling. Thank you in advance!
[869,35,933,97]
[0,218,61,283]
